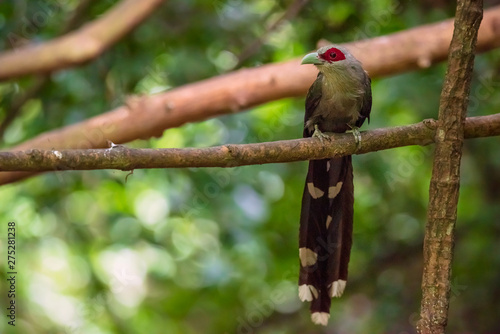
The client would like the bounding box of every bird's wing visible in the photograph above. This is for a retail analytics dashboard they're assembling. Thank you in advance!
[303,72,323,137]
[356,73,372,127]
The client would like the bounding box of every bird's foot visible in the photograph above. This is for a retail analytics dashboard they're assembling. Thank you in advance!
[346,125,362,149]
[312,124,329,143]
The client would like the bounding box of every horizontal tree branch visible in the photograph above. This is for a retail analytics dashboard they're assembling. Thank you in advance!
[0,115,498,175]
[0,0,166,81]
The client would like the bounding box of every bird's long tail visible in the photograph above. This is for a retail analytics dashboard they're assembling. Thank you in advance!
[298,156,354,326]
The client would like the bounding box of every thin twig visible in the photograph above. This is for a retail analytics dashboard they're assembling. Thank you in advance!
[0,76,48,138]
[233,0,310,69]
[63,0,97,34]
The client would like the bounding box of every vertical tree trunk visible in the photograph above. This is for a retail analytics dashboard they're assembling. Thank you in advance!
[417,1,483,334]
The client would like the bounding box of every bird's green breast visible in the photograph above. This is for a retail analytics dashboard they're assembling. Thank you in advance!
[312,65,366,132]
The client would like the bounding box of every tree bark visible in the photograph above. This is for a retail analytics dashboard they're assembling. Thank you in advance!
[417,1,483,333]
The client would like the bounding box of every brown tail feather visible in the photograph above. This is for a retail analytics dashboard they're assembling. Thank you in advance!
[298,156,354,325]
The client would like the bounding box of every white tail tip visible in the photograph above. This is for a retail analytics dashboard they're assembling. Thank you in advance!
[329,279,347,298]
[298,284,318,302]
[311,312,330,326]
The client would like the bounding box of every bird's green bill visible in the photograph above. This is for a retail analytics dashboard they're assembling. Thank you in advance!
[301,52,322,65]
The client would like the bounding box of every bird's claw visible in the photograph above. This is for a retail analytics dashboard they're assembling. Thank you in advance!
[312,124,329,143]
[346,125,362,149]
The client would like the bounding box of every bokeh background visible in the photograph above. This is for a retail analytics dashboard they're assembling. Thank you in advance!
[1,0,500,333]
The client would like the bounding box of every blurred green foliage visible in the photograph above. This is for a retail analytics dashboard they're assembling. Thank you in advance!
[1,0,500,333]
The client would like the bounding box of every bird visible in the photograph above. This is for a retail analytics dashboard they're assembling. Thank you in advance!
[298,45,372,326]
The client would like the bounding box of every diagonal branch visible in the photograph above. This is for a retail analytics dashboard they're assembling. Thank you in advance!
[0,115,498,177]
[4,6,500,149]
[417,1,483,334]
[1,6,500,185]
[0,0,99,138]
[0,0,166,81]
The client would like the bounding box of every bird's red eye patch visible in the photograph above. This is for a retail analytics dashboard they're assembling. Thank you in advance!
[320,47,346,62]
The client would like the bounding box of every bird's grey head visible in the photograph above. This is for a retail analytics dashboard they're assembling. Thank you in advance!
[301,44,367,92]
[301,44,365,84]
[301,45,361,69]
